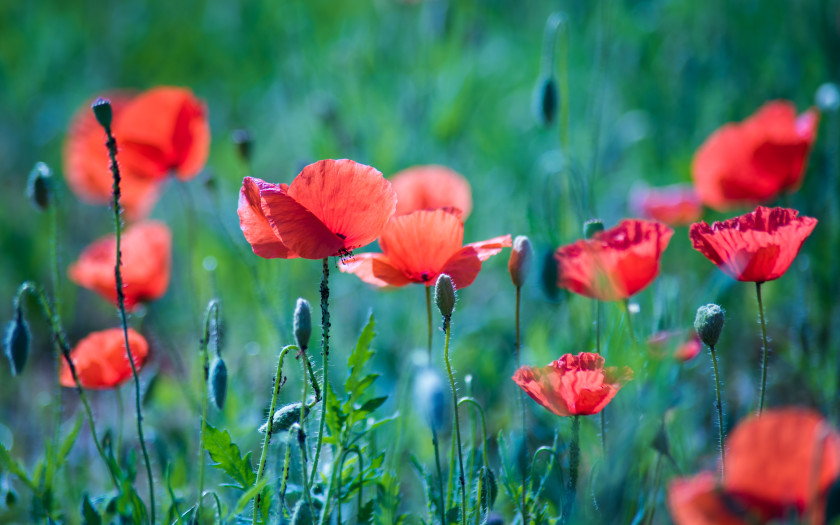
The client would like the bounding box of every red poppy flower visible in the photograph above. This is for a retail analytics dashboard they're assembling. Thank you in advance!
[693,101,819,210]
[338,208,511,289]
[689,206,817,282]
[630,184,703,226]
[238,159,397,260]
[668,473,751,525]
[68,221,172,311]
[59,328,149,389]
[390,165,473,220]
[723,408,840,520]
[512,352,632,417]
[675,334,702,362]
[646,331,702,362]
[554,219,673,302]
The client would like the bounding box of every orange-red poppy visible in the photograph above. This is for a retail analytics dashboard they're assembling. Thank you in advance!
[723,408,840,520]
[668,473,751,525]
[238,159,397,260]
[512,352,632,417]
[646,331,702,362]
[674,334,702,362]
[554,219,673,301]
[338,208,511,289]
[390,165,473,220]
[630,184,703,226]
[693,101,819,211]
[59,328,149,389]
[68,221,172,311]
[689,206,817,282]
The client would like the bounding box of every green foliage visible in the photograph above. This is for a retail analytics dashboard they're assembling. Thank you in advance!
[202,421,256,491]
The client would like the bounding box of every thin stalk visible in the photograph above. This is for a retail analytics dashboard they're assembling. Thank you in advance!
[443,316,467,525]
[310,257,331,485]
[253,345,294,524]
[317,444,343,525]
[459,397,491,523]
[709,345,725,478]
[279,441,292,512]
[197,300,220,522]
[116,387,124,458]
[514,285,528,525]
[336,448,364,525]
[756,282,770,415]
[100,112,155,522]
[595,300,606,454]
[426,285,433,362]
[642,453,664,525]
[298,344,315,518]
[48,199,63,483]
[563,415,580,524]
[446,429,456,511]
[431,428,446,525]
[621,299,637,344]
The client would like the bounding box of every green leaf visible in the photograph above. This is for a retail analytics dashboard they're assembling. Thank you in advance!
[345,313,375,397]
[203,421,256,490]
[82,494,101,525]
[445,506,460,524]
[232,477,271,515]
[47,414,84,487]
[0,443,35,490]
[357,395,388,415]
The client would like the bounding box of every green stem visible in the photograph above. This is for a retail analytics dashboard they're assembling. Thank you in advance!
[756,282,769,415]
[253,345,294,524]
[443,316,467,525]
[459,397,491,522]
[514,285,528,525]
[595,300,606,454]
[709,345,725,479]
[621,299,637,344]
[317,444,343,525]
[642,454,664,525]
[563,416,580,524]
[426,285,433,362]
[100,114,155,523]
[48,200,63,483]
[298,344,316,518]
[197,300,220,521]
[279,441,292,513]
[310,257,331,485]
[116,387,124,459]
[431,428,446,525]
[336,448,364,525]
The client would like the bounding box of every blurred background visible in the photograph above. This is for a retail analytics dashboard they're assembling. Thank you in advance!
[1,0,839,522]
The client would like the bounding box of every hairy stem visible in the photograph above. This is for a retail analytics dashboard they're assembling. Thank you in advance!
[443,317,467,525]
[310,257,331,485]
[515,286,528,525]
[709,345,726,478]
[426,285,433,362]
[563,415,580,524]
[756,282,770,415]
[197,300,220,521]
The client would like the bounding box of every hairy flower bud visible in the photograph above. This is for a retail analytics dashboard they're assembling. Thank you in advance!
[27,162,52,211]
[583,219,605,239]
[4,302,29,376]
[434,274,456,318]
[290,499,313,525]
[91,98,113,131]
[694,304,725,348]
[413,367,447,431]
[259,402,309,435]
[293,298,311,350]
[209,356,228,410]
[508,235,534,288]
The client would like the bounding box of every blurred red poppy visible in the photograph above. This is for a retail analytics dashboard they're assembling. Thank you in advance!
[68,221,172,311]
[390,165,473,220]
[59,328,149,389]
[675,334,702,362]
[646,331,702,362]
[668,473,751,525]
[512,352,632,417]
[554,219,673,301]
[239,159,396,260]
[693,101,819,210]
[689,206,817,282]
[63,87,210,219]
[338,208,511,289]
[630,184,703,226]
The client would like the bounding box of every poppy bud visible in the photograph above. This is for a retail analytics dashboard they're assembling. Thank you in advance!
[434,274,456,318]
[533,75,558,125]
[91,98,113,131]
[583,219,605,239]
[413,366,447,431]
[651,421,671,457]
[27,162,52,211]
[694,304,725,348]
[508,235,533,288]
[5,488,17,507]
[816,83,840,112]
[540,248,561,301]
[293,298,311,350]
[231,129,254,163]
[259,402,309,434]
[290,499,312,525]
[4,302,30,376]
[208,356,227,410]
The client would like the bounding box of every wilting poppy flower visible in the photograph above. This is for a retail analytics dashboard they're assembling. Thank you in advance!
[630,184,703,226]
[238,159,397,260]
[693,101,819,210]
[689,206,817,282]
[390,165,473,220]
[723,408,840,519]
[668,473,751,525]
[512,352,632,417]
[68,221,172,311]
[59,328,149,389]
[339,208,511,289]
[554,219,673,302]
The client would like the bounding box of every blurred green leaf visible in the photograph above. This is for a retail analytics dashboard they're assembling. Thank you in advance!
[202,421,256,490]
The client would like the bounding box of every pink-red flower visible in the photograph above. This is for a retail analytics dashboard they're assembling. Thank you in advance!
[68,221,172,311]
[630,184,703,226]
[668,473,751,525]
[390,165,473,220]
[339,208,511,289]
[554,219,673,301]
[646,331,702,362]
[238,159,397,260]
[512,352,632,417]
[692,101,819,211]
[689,206,817,282]
[59,328,149,389]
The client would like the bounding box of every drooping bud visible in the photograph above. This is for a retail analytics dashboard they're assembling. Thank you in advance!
[258,402,309,434]
[4,301,30,376]
[816,83,840,112]
[533,75,558,126]
[413,367,447,431]
[27,162,52,211]
[434,274,456,318]
[583,219,605,239]
[231,129,254,163]
[91,98,113,131]
[208,356,228,410]
[293,298,311,350]
[694,304,725,348]
[290,499,313,525]
[508,235,533,288]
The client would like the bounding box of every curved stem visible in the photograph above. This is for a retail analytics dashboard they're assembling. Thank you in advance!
[310,257,331,485]
[443,317,467,525]
[426,285,433,363]
[197,300,220,521]
[709,345,726,479]
[756,282,770,415]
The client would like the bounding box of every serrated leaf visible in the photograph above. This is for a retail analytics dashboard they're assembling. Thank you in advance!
[0,443,35,490]
[202,421,256,490]
[475,466,498,513]
[345,313,375,397]
[357,395,388,415]
[82,494,101,525]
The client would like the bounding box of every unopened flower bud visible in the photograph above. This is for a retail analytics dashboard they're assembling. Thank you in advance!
[434,274,456,318]
[209,356,228,410]
[293,298,311,349]
[651,421,671,457]
[231,129,254,163]
[583,219,605,239]
[4,302,29,376]
[27,162,52,211]
[5,487,17,507]
[259,402,309,434]
[694,304,725,348]
[541,248,561,301]
[533,75,558,126]
[508,235,533,288]
[413,367,447,431]
[290,499,313,525]
[91,98,113,131]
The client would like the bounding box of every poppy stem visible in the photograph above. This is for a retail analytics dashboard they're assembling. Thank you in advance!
[621,299,637,344]
[443,316,467,525]
[100,115,155,524]
[563,415,581,524]
[709,344,725,480]
[431,427,446,525]
[515,285,529,525]
[297,343,315,517]
[279,437,292,511]
[642,453,663,525]
[426,285,433,362]
[756,282,769,415]
[197,300,220,522]
[595,299,606,455]
[310,257,331,486]
[47,195,64,480]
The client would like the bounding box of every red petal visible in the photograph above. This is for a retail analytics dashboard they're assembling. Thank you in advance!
[668,473,750,525]
[440,247,483,289]
[60,328,149,390]
[238,177,298,259]
[390,165,473,220]
[465,234,513,261]
[339,253,412,287]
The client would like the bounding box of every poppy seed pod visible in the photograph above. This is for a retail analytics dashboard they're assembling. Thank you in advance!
[583,219,605,239]
[209,356,228,410]
[413,367,447,431]
[533,75,558,125]
[27,162,52,211]
[4,304,30,376]
[694,304,725,347]
[91,98,113,131]
[434,274,456,318]
[508,235,534,288]
[259,402,309,435]
[293,298,311,350]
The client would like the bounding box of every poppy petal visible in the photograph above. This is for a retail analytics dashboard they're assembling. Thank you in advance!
[465,234,513,261]
[668,473,750,525]
[379,209,465,284]
[440,247,483,289]
[339,253,412,287]
[238,177,298,259]
[390,165,473,220]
